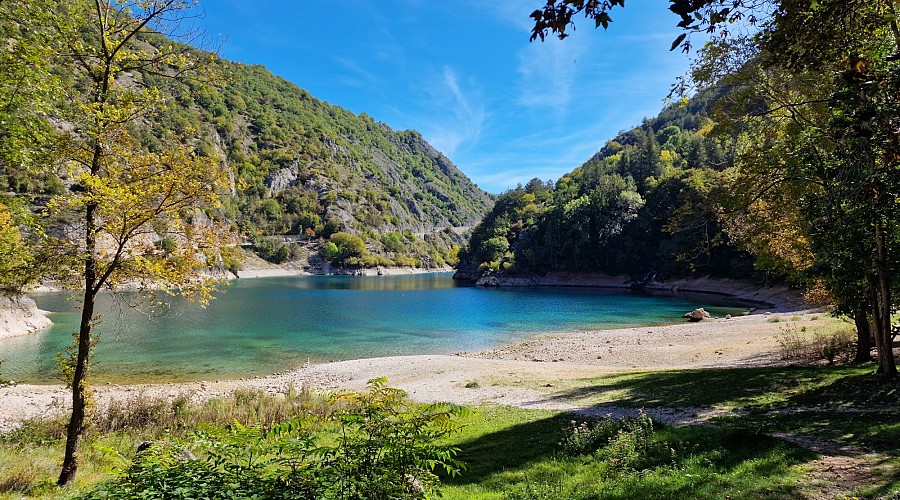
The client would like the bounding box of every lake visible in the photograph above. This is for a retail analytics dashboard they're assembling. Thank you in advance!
[0,273,748,384]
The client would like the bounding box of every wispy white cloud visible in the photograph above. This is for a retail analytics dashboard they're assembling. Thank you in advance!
[332,56,382,89]
[515,35,586,115]
[475,0,536,31]
[422,66,486,155]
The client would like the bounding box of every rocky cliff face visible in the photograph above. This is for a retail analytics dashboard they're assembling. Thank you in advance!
[0,294,52,339]
[160,59,495,267]
[7,31,495,270]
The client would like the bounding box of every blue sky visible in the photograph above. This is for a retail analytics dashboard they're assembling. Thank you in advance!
[196,1,695,194]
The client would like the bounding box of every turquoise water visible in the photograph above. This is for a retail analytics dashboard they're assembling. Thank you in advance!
[0,274,747,383]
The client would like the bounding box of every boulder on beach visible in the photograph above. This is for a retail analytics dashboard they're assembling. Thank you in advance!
[683,307,711,322]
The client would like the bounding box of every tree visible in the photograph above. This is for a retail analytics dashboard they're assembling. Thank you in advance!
[0,0,63,194]
[323,232,368,266]
[716,1,900,376]
[530,0,900,377]
[0,1,67,293]
[523,173,643,272]
[46,0,232,485]
[0,203,33,292]
[530,0,773,52]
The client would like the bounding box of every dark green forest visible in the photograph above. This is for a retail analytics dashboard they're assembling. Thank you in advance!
[458,92,757,282]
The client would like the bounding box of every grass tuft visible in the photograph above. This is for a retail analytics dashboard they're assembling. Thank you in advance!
[775,327,855,363]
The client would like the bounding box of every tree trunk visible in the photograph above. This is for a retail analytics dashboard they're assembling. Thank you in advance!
[57,291,95,485]
[873,219,897,378]
[853,310,874,363]
[57,203,98,486]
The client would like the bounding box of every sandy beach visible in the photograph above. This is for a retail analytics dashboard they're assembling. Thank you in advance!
[0,308,826,431]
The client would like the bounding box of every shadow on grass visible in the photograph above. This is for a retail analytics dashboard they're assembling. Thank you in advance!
[860,456,900,499]
[444,412,816,499]
[543,364,897,410]
[443,413,570,485]
[752,411,900,457]
[534,363,899,460]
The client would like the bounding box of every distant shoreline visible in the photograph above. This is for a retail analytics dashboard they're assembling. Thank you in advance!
[234,266,453,279]
[462,272,806,313]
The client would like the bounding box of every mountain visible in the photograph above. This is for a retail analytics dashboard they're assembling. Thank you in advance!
[2,30,494,271]
[150,54,495,268]
[456,91,759,282]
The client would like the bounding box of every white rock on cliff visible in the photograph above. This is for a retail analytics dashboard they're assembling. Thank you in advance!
[0,294,52,339]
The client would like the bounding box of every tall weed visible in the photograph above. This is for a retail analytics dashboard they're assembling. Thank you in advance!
[776,327,856,364]
[560,412,677,474]
[86,378,468,499]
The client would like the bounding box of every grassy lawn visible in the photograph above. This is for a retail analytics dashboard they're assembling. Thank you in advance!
[1,364,898,499]
[439,406,814,500]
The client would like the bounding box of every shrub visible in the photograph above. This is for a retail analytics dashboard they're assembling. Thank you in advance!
[776,328,808,360]
[0,456,39,495]
[221,247,242,275]
[322,232,368,267]
[254,238,293,263]
[776,327,856,364]
[560,418,626,456]
[600,412,676,474]
[819,329,855,365]
[479,236,509,263]
[87,379,468,499]
[560,412,676,475]
[87,443,229,499]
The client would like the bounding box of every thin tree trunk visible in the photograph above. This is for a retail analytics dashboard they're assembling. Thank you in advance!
[871,286,885,374]
[873,218,897,377]
[853,310,874,363]
[58,200,98,485]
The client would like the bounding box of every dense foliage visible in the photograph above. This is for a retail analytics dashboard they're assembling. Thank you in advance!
[0,4,493,276]
[520,0,900,376]
[142,53,492,269]
[86,379,467,500]
[459,93,757,281]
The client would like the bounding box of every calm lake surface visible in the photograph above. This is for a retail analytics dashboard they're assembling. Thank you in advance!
[1,274,748,383]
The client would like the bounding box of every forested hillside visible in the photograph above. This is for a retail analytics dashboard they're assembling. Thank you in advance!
[1,23,493,271]
[457,92,757,281]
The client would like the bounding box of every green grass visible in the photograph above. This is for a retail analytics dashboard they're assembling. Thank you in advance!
[1,365,898,499]
[439,407,814,499]
[0,386,334,499]
[0,434,130,499]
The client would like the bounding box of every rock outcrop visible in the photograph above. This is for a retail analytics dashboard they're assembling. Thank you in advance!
[683,307,712,322]
[0,294,52,339]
